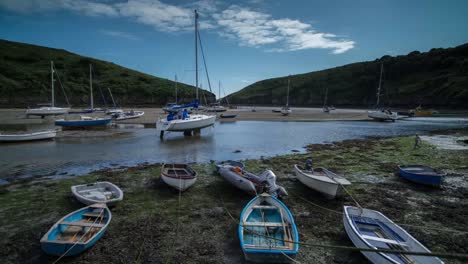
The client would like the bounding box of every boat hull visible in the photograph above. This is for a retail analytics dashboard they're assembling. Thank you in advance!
[55,118,113,127]
[115,111,144,121]
[218,166,257,195]
[71,182,124,206]
[214,160,245,173]
[41,205,111,256]
[368,110,398,121]
[161,164,197,191]
[156,114,216,132]
[0,130,56,142]
[398,165,444,187]
[293,165,348,199]
[26,107,69,116]
[161,174,197,191]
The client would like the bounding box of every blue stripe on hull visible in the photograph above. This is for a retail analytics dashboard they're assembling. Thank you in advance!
[55,119,112,127]
[399,169,443,187]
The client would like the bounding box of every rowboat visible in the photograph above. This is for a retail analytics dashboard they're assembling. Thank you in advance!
[114,110,145,121]
[71,182,124,206]
[398,165,445,187]
[293,164,351,199]
[55,116,113,127]
[40,204,111,256]
[220,114,237,119]
[0,130,56,142]
[239,193,299,263]
[214,160,245,173]
[218,165,288,197]
[343,206,443,264]
[161,163,197,191]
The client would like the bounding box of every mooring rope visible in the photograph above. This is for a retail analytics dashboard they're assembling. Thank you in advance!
[219,194,468,261]
[53,206,105,264]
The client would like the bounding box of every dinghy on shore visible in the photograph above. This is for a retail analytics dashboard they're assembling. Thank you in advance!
[239,193,299,263]
[398,165,445,187]
[40,204,111,256]
[0,130,56,142]
[214,160,245,173]
[161,163,197,191]
[343,206,443,264]
[294,163,351,199]
[113,110,144,121]
[71,182,123,206]
[218,165,288,197]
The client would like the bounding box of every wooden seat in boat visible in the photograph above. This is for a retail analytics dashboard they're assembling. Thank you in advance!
[252,205,277,210]
[243,222,283,227]
[60,221,105,228]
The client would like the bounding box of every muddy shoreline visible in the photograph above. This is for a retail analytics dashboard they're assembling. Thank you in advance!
[0,131,467,263]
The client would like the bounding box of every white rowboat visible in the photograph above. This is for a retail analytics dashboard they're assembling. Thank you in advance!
[71,182,123,206]
[161,163,197,191]
[0,130,56,142]
[293,164,351,199]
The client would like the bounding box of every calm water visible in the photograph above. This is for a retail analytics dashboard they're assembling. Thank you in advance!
[0,118,467,182]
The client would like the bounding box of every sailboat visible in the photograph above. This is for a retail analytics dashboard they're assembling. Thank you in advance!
[322,86,330,113]
[26,61,70,117]
[281,75,292,116]
[69,64,98,114]
[156,10,216,138]
[206,81,227,112]
[368,64,398,121]
[105,87,123,115]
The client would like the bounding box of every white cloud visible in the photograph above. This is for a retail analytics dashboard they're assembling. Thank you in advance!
[100,30,139,40]
[214,5,355,54]
[0,1,355,54]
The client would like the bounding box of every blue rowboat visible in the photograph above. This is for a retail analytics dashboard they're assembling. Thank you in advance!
[239,193,299,263]
[398,165,445,187]
[40,204,111,256]
[55,117,112,127]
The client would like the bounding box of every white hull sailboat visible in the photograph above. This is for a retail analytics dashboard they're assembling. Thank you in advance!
[156,10,215,137]
[26,61,69,116]
[368,64,398,121]
[281,75,292,116]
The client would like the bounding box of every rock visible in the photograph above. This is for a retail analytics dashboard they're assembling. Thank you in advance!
[291,149,300,153]
[298,212,310,218]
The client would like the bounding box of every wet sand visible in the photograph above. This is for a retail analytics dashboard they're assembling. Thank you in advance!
[0,107,370,127]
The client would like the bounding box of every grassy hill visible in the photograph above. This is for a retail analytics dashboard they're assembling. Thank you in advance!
[227,44,468,109]
[0,39,214,107]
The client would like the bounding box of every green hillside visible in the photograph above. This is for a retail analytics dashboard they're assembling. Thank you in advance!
[0,39,214,107]
[227,44,468,108]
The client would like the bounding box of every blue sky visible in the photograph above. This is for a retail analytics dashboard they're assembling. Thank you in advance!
[1,0,467,98]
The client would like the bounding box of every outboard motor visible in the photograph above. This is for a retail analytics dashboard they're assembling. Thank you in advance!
[259,170,288,198]
[305,159,313,171]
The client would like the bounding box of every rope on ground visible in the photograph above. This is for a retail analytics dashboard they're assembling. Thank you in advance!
[281,251,302,264]
[219,194,468,261]
[53,207,105,264]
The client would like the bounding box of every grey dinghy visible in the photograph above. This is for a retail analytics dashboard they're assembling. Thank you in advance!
[71,182,123,206]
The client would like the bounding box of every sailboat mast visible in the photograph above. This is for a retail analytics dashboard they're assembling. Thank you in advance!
[195,9,199,100]
[324,86,328,107]
[51,61,55,107]
[376,63,383,106]
[175,74,178,103]
[108,87,116,108]
[90,64,94,110]
[286,76,290,106]
[218,80,221,103]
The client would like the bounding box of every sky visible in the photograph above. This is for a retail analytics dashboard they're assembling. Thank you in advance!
[1,0,467,98]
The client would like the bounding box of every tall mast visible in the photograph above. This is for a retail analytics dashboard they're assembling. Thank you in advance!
[376,63,383,106]
[108,87,116,108]
[218,80,221,103]
[286,75,290,106]
[89,64,94,110]
[51,61,55,107]
[195,9,199,100]
[175,74,178,103]
[324,86,328,107]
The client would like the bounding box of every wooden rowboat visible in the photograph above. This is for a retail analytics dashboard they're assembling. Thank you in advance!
[161,163,197,191]
[343,206,443,264]
[239,193,299,263]
[40,204,111,256]
[71,182,123,206]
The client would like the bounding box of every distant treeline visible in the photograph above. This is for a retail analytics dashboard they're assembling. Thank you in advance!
[227,43,468,109]
[0,39,215,107]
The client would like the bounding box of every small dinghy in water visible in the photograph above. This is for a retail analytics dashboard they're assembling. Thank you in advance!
[71,182,123,206]
[343,206,443,264]
[239,193,299,263]
[398,165,445,187]
[40,204,111,256]
[161,163,197,191]
[218,165,288,197]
